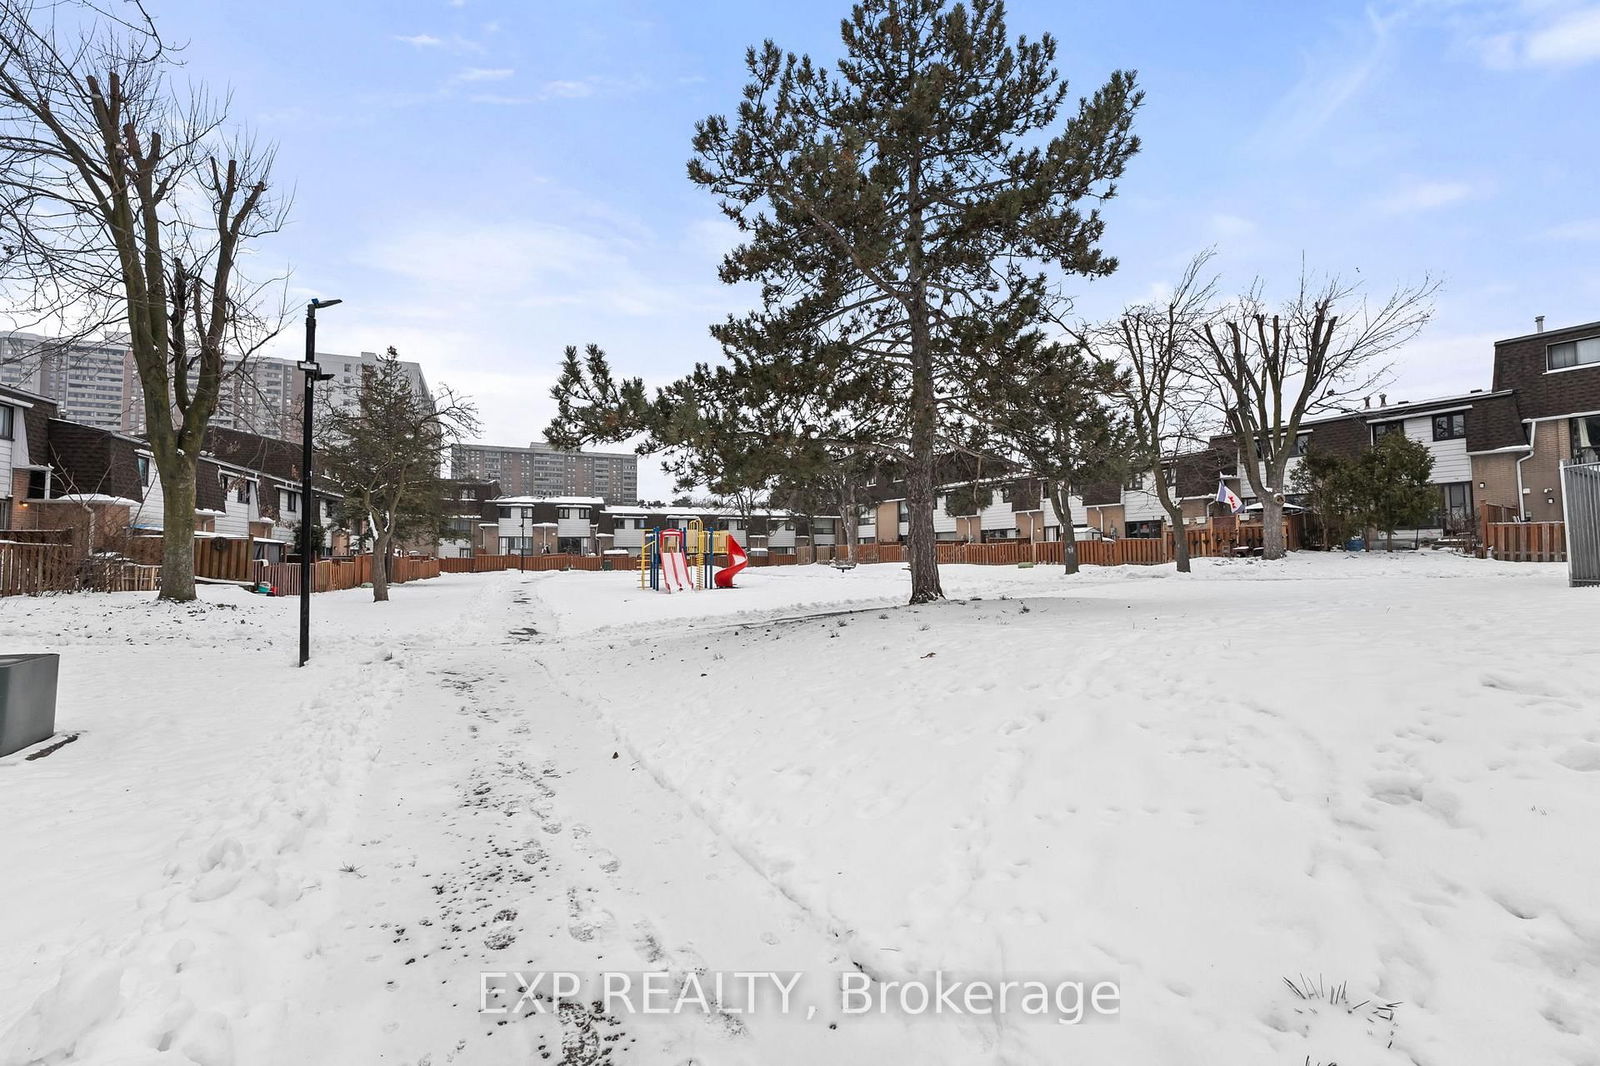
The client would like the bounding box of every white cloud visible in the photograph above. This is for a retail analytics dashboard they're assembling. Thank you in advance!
[456,67,513,82]
[540,80,595,99]
[1525,5,1600,64]
[1423,1,1600,70]
[1379,179,1481,213]
[1256,8,1397,148]
[1544,217,1600,240]
[395,33,443,47]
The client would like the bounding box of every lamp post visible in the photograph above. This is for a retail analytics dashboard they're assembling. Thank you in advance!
[297,297,341,667]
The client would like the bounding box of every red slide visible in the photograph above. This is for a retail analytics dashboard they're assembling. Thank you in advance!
[714,533,748,588]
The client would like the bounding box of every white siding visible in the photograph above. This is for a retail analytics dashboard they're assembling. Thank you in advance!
[768,522,796,549]
[978,497,1014,532]
[129,455,164,530]
[1402,417,1472,482]
[213,500,250,538]
[1038,494,1088,529]
[556,515,591,538]
[933,495,958,535]
[0,434,12,497]
[1243,455,1305,499]
[1122,473,1166,522]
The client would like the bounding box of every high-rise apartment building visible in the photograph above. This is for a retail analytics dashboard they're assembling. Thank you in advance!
[3,333,430,442]
[0,332,133,430]
[451,441,638,503]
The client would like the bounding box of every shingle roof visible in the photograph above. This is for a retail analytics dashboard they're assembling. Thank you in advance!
[45,420,145,502]
[1465,392,1527,452]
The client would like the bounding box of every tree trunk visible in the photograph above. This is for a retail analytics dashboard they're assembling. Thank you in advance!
[1167,504,1191,573]
[904,319,942,601]
[158,458,198,602]
[903,159,941,605]
[1260,495,1286,560]
[372,530,391,602]
[1149,465,1191,573]
[905,447,941,602]
[1052,483,1079,575]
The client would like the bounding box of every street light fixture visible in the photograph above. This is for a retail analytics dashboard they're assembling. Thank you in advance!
[298,297,342,667]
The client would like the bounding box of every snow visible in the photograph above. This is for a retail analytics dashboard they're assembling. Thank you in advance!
[1,552,1596,1064]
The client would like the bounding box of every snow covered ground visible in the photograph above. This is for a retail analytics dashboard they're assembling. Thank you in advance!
[2,553,1596,1065]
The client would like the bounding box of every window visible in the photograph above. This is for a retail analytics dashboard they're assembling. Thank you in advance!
[897,501,908,522]
[1124,472,1143,491]
[0,404,12,440]
[27,469,49,499]
[1372,421,1405,442]
[0,498,9,530]
[280,489,298,514]
[232,479,253,504]
[136,455,151,485]
[1253,433,1310,459]
[1432,412,1466,441]
[1573,415,1600,464]
[861,510,876,526]
[1548,336,1600,371]
[1440,482,1472,516]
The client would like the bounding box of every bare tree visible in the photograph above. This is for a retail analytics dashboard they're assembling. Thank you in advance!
[1108,251,1220,573]
[1197,270,1436,560]
[0,0,288,600]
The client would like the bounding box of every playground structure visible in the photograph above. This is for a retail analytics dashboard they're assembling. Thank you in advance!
[639,520,748,592]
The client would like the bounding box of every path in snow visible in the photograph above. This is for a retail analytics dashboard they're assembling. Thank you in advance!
[268,573,960,1065]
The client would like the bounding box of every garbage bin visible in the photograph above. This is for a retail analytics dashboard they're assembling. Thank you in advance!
[0,653,60,758]
[602,560,614,572]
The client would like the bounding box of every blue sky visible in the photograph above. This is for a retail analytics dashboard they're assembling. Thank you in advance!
[159,0,1600,498]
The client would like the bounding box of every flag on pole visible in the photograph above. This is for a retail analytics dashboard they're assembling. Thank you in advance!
[1216,480,1245,515]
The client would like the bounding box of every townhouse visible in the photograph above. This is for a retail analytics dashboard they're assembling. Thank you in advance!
[1138,317,1600,539]
[474,496,833,559]
[1,403,342,560]
[492,496,608,556]
[1,383,57,531]
[439,480,503,559]
[1475,318,1600,522]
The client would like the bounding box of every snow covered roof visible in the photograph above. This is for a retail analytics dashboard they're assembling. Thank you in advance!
[47,492,141,507]
[491,495,605,506]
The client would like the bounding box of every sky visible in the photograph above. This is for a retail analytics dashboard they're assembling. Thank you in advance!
[152,0,1600,500]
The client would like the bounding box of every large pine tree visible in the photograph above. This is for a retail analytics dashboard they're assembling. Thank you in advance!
[687,0,1142,602]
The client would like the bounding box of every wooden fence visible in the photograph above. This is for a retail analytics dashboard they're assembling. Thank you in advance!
[1477,502,1567,563]
[255,554,441,595]
[1483,521,1567,563]
[439,553,606,574]
[128,534,259,582]
[427,521,1303,582]
[0,540,76,596]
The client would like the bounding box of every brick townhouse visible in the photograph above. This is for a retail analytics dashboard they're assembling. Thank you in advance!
[851,316,1600,546]
[1,397,342,560]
